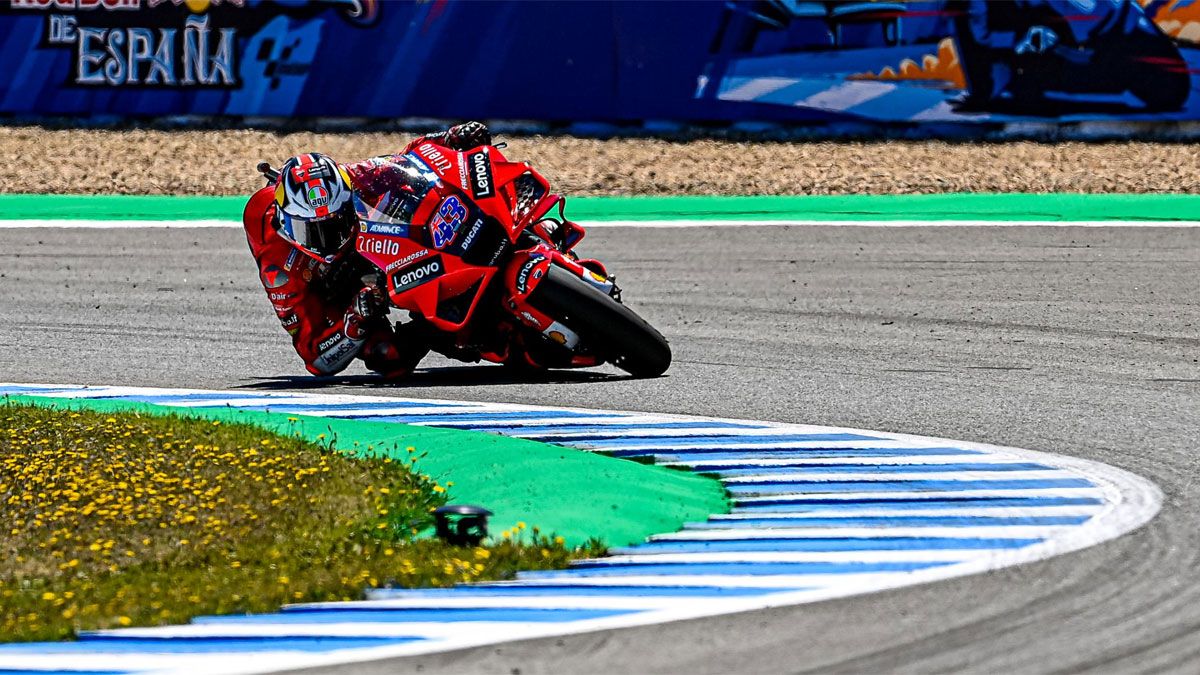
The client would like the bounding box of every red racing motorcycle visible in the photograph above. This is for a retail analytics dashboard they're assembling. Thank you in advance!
[262,141,670,378]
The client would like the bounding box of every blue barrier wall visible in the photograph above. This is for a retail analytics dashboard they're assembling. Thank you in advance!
[1,0,1198,126]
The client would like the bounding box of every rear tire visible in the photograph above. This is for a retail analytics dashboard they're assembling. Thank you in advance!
[527,265,671,378]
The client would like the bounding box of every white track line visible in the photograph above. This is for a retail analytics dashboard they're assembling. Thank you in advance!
[609,440,960,450]
[506,573,920,588]
[282,596,702,611]
[719,470,1075,482]
[81,621,555,640]
[572,440,924,451]
[579,551,995,564]
[734,487,1106,503]
[650,526,1072,540]
[0,219,241,228]
[3,219,1200,229]
[709,506,1102,518]
[502,426,776,438]
[665,456,1037,467]
[581,219,1200,228]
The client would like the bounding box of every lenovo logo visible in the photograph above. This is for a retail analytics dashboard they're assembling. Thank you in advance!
[467,150,494,199]
[391,255,445,294]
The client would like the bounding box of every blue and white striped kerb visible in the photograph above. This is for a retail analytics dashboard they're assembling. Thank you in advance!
[0,384,1161,675]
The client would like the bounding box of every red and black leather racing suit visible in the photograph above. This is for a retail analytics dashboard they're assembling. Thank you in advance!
[242,125,489,378]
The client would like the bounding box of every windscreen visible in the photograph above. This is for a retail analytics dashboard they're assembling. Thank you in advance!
[352,154,441,230]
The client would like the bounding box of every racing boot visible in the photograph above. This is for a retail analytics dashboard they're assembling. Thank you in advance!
[362,325,429,380]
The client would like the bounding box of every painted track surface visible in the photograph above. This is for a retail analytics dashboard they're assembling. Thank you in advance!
[0,384,1159,674]
[0,225,1197,672]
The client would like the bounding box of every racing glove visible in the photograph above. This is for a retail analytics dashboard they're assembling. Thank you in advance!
[435,121,492,151]
[345,285,387,339]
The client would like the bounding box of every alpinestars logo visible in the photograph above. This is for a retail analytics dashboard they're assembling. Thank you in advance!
[467,150,494,199]
[261,265,289,289]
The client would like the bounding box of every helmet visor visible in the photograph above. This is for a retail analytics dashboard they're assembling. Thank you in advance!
[281,207,356,259]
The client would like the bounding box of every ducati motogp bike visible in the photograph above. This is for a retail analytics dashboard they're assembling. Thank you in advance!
[259,141,671,378]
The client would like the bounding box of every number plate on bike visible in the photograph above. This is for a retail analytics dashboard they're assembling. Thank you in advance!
[430,195,467,250]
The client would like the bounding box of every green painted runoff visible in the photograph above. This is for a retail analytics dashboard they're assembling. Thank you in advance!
[6,193,1200,222]
[4,395,728,548]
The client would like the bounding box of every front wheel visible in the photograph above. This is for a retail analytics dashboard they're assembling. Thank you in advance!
[527,265,671,378]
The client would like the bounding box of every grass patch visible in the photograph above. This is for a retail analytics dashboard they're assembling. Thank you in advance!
[0,402,601,642]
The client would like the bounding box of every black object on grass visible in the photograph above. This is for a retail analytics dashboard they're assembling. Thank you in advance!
[433,504,493,546]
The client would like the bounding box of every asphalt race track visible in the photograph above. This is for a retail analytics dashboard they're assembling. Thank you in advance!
[2,224,1198,673]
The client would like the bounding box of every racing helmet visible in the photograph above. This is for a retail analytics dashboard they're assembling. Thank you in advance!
[274,153,357,262]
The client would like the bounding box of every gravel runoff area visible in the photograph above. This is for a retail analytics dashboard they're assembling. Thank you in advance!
[8,126,1200,197]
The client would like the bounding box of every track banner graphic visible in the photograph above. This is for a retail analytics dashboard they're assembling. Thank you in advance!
[1,1,1198,126]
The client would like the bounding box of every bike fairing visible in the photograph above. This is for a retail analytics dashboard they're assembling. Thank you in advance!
[392,256,445,294]
[345,146,637,371]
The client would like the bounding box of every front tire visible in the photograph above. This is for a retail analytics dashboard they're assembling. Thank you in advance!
[527,265,671,378]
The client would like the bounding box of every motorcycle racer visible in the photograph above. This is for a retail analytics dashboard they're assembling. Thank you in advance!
[242,122,492,378]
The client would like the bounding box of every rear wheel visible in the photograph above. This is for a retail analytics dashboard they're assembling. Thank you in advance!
[527,265,671,378]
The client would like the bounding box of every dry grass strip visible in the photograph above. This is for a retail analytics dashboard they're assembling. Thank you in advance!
[10,127,1200,197]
